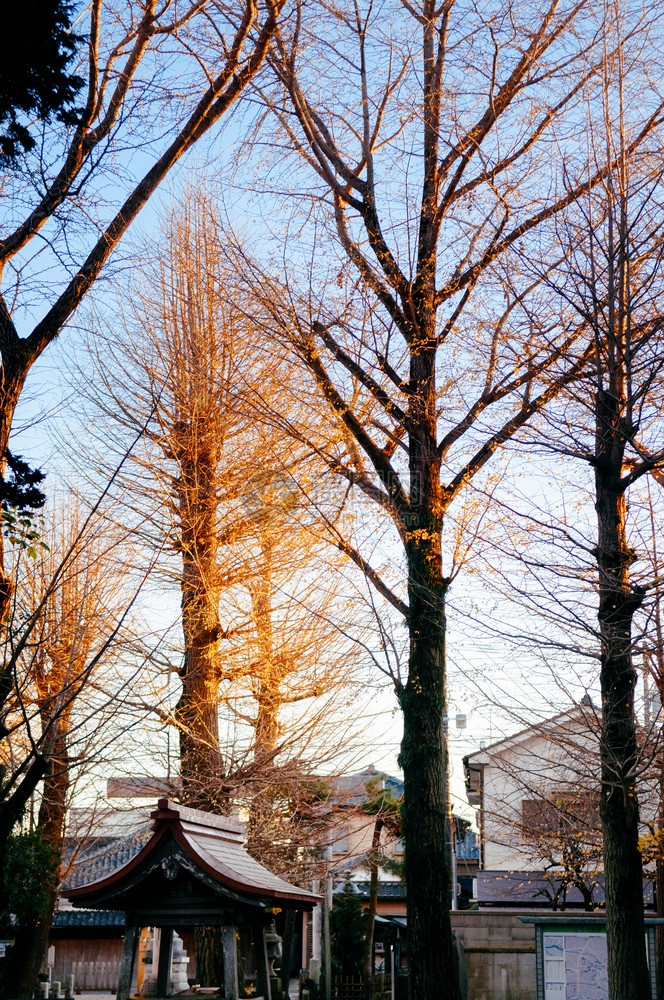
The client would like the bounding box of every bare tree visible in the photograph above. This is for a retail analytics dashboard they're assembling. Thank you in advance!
[79,191,362,804]
[0,0,286,627]
[521,38,664,992]
[212,2,664,994]
[463,15,664,988]
[75,191,371,984]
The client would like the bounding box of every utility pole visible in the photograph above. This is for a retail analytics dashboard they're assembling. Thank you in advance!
[322,845,332,1000]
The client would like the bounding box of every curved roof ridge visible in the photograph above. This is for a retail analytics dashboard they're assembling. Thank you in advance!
[65,798,319,911]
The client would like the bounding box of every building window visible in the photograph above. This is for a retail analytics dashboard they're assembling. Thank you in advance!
[521,793,600,841]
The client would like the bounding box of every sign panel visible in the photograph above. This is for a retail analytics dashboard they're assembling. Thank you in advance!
[526,917,658,1000]
[543,931,608,999]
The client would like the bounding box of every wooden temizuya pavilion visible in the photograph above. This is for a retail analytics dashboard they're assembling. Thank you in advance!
[65,799,319,999]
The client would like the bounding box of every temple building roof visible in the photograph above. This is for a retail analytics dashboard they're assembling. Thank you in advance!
[65,799,318,918]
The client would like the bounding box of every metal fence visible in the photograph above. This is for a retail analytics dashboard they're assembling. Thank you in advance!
[70,960,121,990]
[331,974,392,1000]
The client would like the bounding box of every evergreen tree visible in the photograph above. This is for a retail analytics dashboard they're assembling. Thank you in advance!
[0,0,84,162]
[330,881,365,980]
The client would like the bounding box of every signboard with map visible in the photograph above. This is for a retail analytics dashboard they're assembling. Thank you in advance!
[543,931,609,998]
[522,918,660,1000]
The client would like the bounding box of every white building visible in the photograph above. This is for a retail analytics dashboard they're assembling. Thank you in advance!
[464,697,657,908]
[464,698,601,871]
[463,699,619,908]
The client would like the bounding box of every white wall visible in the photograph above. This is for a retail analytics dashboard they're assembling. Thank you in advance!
[473,714,601,870]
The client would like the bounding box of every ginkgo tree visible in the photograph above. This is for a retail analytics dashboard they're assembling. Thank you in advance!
[74,191,370,981]
[0,0,286,627]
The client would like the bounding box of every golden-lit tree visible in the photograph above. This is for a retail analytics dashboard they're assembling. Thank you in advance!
[0,504,136,997]
[76,191,367,984]
[81,193,359,813]
[0,0,286,630]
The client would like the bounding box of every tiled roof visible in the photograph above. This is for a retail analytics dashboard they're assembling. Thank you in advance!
[63,827,152,890]
[66,800,319,909]
[52,910,125,928]
[477,871,654,907]
[334,880,405,899]
[331,770,404,807]
[177,812,316,899]
[354,881,405,899]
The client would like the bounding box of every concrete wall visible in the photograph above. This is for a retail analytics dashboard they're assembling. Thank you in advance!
[451,911,536,1000]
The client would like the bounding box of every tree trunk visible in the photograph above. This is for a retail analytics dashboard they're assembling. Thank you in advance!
[174,426,227,979]
[1,887,58,999]
[0,362,33,697]
[658,765,664,991]
[398,538,459,1000]
[195,926,225,987]
[0,364,45,894]
[650,614,664,989]
[594,389,650,1000]
[175,422,225,812]
[248,532,278,843]
[395,332,460,1000]
[279,909,297,999]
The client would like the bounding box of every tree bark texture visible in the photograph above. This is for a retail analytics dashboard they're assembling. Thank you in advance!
[657,764,664,991]
[175,419,225,812]
[248,530,278,836]
[195,926,225,987]
[594,389,650,1000]
[399,342,458,998]
[398,545,458,1000]
[172,400,227,983]
[252,531,278,761]
[279,909,297,999]
[397,336,461,1000]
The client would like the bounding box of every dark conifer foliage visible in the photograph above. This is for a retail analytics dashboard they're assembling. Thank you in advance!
[0,451,46,514]
[0,0,83,162]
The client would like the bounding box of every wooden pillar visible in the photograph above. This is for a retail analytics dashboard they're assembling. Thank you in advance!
[117,922,139,1000]
[223,924,239,1000]
[254,925,272,1000]
[156,926,174,997]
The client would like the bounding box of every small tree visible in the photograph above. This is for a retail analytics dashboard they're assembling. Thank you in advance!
[0,502,138,997]
[0,828,57,994]
[360,777,402,990]
[520,791,603,911]
[330,881,365,981]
